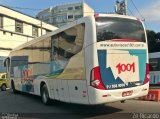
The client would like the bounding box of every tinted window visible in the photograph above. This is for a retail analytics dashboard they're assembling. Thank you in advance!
[68,7,73,10]
[68,15,73,19]
[50,24,85,75]
[96,17,145,42]
[51,23,85,61]
[75,6,82,10]
[50,23,85,80]
[75,15,83,20]
[149,58,160,71]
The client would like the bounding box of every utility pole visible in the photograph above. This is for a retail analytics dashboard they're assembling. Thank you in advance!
[124,0,128,15]
[115,0,121,14]
[115,0,128,15]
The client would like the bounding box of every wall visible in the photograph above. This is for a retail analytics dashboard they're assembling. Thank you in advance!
[0,5,57,56]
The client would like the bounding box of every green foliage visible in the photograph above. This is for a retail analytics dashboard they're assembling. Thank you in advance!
[146,30,160,53]
[156,32,160,41]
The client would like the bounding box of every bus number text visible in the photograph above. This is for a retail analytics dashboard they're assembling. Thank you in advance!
[116,63,135,74]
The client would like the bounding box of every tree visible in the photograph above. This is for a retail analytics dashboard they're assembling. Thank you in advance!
[156,32,160,41]
[146,30,157,53]
[155,32,160,52]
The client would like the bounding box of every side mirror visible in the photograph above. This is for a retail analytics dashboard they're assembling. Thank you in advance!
[4,57,10,67]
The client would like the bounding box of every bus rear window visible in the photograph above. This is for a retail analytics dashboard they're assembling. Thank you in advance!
[96,17,145,42]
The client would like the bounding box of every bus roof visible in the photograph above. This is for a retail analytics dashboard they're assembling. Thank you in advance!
[10,14,140,53]
[10,16,91,52]
[95,13,138,20]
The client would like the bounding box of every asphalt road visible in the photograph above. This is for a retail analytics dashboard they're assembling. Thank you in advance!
[0,90,160,119]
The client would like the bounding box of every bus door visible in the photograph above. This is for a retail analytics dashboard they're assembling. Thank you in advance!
[10,56,29,91]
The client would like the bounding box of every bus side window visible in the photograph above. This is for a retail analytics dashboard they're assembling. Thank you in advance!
[59,24,84,59]
[51,24,84,61]
[50,23,85,76]
[51,36,59,61]
[74,24,85,50]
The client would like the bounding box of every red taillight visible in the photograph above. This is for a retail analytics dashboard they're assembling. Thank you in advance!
[144,63,150,84]
[94,13,99,18]
[90,67,106,90]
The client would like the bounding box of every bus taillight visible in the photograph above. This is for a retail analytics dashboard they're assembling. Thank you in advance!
[90,67,106,90]
[94,13,99,18]
[144,63,150,84]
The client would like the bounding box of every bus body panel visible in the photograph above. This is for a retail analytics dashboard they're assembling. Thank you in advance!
[62,80,70,102]
[88,83,149,104]
[56,80,70,102]
[52,79,59,100]
[68,80,89,104]
[48,79,54,99]
[57,79,64,101]
[76,15,95,48]
[96,42,148,90]
[14,78,22,91]
[48,79,88,104]
[85,42,149,104]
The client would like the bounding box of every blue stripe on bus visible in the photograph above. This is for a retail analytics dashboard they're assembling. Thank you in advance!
[98,49,146,90]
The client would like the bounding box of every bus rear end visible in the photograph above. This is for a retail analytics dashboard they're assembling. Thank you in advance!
[87,14,149,104]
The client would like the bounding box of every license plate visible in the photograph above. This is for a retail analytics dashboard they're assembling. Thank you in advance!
[122,90,133,97]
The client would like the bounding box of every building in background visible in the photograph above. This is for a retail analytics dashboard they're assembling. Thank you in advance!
[0,5,57,73]
[36,2,94,27]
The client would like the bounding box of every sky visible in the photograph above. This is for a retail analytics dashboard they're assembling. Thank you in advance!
[0,0,159,32]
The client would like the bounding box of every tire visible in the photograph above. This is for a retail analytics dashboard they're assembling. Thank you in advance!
[11,81,17,93]
[41,84,51,105]
[1,84,6,91]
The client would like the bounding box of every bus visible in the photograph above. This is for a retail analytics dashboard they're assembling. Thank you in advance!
[149,52,160,86]
[5,14,149,105]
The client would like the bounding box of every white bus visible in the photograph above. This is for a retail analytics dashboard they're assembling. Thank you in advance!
[149,52,160,86]
[5,14,149,105]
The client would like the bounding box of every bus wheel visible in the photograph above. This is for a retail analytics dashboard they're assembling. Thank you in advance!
[41,84,50,105]
[1,84,6,91]
[11,81,17,93]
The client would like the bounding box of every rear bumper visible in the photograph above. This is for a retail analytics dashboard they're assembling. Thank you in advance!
[88,82,149,105]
